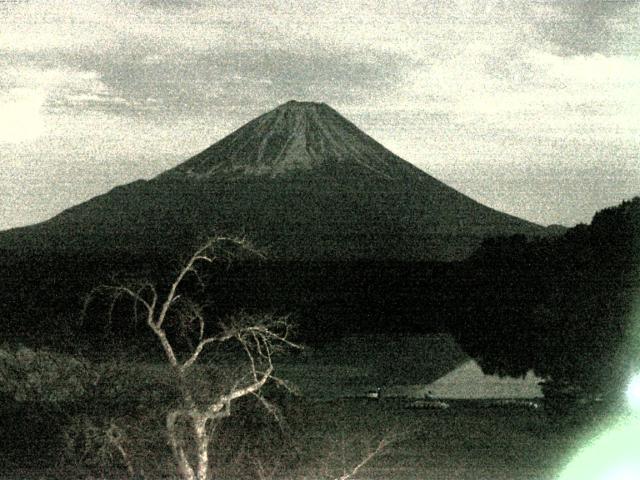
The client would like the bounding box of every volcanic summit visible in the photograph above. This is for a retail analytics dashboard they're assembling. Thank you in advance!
[0,101,545,260]
[170,100,426,180]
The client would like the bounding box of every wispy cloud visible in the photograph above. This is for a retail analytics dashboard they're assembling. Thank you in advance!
[0,63,131,141]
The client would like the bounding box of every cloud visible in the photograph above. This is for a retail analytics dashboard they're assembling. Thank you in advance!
[0,66,95,141]
[0,0,236,56]
[3,1,636,121]
[0,88,45,143]
[0,63,132,142]
[533,0,640,56]
[141,0,202,8]
[529,50,640,87]
[27,44,411,120]
[0,0,116,53]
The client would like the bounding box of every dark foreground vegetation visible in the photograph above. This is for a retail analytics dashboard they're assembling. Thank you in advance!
[0,384,591,480]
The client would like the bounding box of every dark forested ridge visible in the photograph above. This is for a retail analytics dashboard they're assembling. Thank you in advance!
[448,196,640,400]
[0,197,637,405]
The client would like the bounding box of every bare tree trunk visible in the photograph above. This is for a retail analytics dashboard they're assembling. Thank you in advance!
[194,416,210,480]
[167,411,196,480]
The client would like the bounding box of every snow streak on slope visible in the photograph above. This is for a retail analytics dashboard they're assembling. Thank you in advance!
[173,100,423,180]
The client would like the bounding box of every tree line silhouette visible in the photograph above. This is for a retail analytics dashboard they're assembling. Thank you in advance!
[448,197,639,401]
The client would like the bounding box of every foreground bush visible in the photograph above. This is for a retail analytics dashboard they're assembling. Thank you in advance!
[0,344,93,404]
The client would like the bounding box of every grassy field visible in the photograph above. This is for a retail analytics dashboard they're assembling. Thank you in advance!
[282,399,583,480]
[1,396,593,479]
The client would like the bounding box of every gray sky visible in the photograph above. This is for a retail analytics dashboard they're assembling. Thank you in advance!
[1,0,638,230]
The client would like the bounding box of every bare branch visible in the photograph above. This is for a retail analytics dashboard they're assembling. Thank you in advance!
[88,283,178,366]
[251,391,282,423]
[157,236,250,329]
[246,324,301,351]
[269,375,301,397]
[222,365,273,404]
[83,282,159,337]
[180,331,234,372]
[106,421,135,478]
[151,326,179,367]
[240,335,259,382]
[204,365,274,419]
[336,438,388,480]
[117,285,152,311]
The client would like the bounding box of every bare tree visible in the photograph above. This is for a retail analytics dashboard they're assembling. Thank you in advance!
[86,237,298,480]
[334,438,388,480]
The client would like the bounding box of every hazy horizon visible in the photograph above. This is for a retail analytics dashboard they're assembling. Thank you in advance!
[1,0,639,230]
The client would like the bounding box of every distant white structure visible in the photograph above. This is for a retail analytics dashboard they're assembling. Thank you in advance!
[275,334,544,400]
[425,359,543,399]
[486,399,540,409]
[406,399,450,409]
[365,387,382,400]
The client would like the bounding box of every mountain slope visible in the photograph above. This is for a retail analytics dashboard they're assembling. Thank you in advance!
[170,100,423,179]
[0,101,545,261]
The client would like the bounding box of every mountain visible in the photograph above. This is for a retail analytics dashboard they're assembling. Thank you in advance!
[0,100,547,261]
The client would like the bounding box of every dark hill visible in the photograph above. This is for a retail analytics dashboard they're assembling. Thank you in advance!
[0,100,546,261]
[447,197,639,401]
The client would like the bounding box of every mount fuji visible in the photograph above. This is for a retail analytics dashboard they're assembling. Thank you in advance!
[0,100,546,261]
